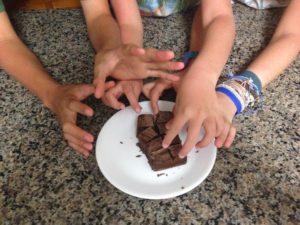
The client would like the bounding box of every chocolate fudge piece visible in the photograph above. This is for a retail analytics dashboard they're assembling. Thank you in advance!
[136,111,187,171]
[156,111,173,124]
[137,114,154,134]
[137,127,158,144]
[157,123,167,135]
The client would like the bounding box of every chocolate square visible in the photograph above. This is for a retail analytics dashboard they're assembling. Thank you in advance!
[137,114,154,133]
[137,127,158,144]
[156,111,173,124]
[157,123,167,135]
[136,112,187,171]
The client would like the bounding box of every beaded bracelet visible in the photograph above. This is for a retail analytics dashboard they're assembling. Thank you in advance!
[182,51,198,66]
[216,71,262,115]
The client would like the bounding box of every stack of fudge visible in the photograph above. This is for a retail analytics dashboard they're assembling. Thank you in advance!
[136,111,187,171]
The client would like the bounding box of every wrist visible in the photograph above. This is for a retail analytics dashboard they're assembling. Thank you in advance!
[216,91,237,117]
[42,82,61,111]
[185,64,220,86]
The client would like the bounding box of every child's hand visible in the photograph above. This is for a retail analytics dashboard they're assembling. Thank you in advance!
[143,79,179,115]
[214,92,237,148]
[93,44,184,98]
[47,83,114,157]
[102,80,143,113]
[162,75,234,158]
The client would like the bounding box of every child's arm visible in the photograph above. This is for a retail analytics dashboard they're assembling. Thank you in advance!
[162,0,235,157]
[246,0,300,87]
[0,12,58,106]
[214,0,300,148]
[81,0,183,98]
[100,0,143,112]
[0,12,100,157]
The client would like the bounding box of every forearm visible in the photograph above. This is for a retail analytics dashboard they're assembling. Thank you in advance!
[189,14,235,85]
[247,0,300,88]
[111,0,143,46]
[247,35,300,87]
[86,14,122,52]
[118,24,143,47]
[0,38,59,107]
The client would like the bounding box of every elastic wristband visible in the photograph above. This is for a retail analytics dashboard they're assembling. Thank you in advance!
[182,51,198,66]
[216,87,242,114]
[239,71,262,93]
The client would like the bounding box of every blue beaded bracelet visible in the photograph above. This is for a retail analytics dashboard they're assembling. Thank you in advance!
[182,51,198,66]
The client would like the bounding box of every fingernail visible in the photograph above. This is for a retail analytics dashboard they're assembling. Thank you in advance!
[85,135,93,142]
[86,109,93,116]
[84,143,93,150]
[178,153,185,159]
[136,107,141,113]
[162,143,169,148]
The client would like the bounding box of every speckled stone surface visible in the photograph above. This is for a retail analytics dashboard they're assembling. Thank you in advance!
[1,4,299,225]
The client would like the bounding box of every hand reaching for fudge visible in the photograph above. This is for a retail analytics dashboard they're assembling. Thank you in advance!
[102,80,143,112]
[47,82,114,157]
[143,78,180,115]
[162,75,236,158]
[93,44,184,98]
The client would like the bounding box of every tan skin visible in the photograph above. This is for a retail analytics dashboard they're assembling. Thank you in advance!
[81,0,184,110]
[144,0,300,156]
[0,11,104,157]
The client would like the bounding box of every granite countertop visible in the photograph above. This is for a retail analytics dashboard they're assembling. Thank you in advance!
[0,4,299,225]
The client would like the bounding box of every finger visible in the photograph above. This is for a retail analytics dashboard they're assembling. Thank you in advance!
[150,83,168,115]
[146,70,180,82]
[124,87,141,113]
[214,123,231,148]
[102,90,125,110]
[74,84,95,100]
[165,118,174,130]
[196,120,216,148]
[162,117,186,148]
[93,75,106,99]
[128,46,146,56]
[142,82,156,99]
[151,50,175,61]
[64,133,93,151]
[63,122,94,143]
[68,142,91,158]
[179,122,201,158]
[224,126,237,148]
[104,81,116,90]
[216,117,226,137]
[147,61,184,71]
[68,100,94,117]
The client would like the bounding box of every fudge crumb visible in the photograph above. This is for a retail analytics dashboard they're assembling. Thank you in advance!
[157,173,165,177]
[136,155,142,158]
[196,150,199,153]
[181,186,185,189]
[120,141,123,144]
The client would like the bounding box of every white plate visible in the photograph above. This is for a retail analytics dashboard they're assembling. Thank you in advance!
[96,101,217,199]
